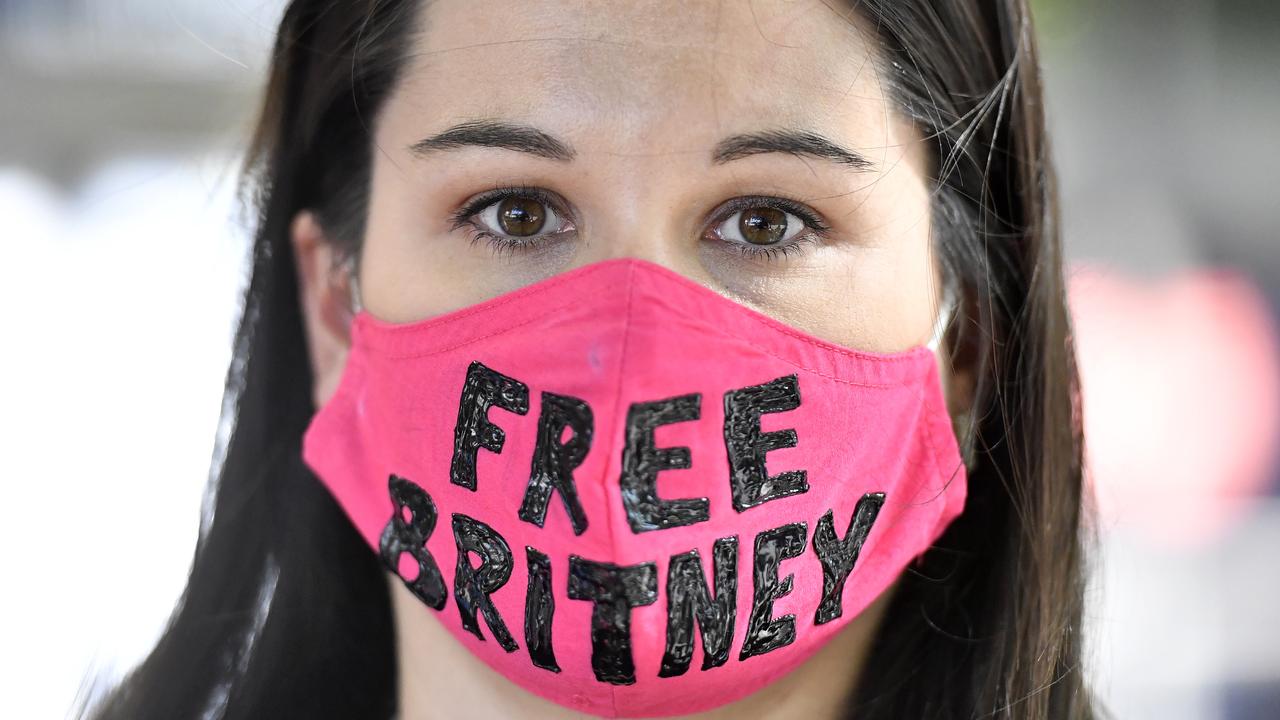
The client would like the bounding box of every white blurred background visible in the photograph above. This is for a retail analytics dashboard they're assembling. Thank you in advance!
[1,1,1277,718]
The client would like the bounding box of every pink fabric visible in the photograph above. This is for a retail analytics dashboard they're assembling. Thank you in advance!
[302,258,966,717]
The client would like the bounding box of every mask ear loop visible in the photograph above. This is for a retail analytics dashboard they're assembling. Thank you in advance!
[926,286,978,470]
[342,254,364,315]
[925,289,956,353]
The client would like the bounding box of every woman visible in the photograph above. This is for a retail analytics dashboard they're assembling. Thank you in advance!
[89,1,1095,718]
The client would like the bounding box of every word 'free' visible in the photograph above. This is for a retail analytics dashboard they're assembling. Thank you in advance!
[448,360,813,536]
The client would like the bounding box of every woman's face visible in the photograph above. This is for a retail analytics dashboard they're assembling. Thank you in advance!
[356,0,941,355]
[289,3,954,713]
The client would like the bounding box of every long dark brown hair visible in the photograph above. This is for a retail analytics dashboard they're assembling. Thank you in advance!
[87,1,1096,718]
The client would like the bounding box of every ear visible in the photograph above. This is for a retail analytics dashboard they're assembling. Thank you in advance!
[291,210,358,408]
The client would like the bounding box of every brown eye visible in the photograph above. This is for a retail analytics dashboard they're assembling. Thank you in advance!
[474,194,565,240]
[715,204,807,248]
[496,196,546,236]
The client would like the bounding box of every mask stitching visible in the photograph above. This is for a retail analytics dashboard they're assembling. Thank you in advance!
[851,389,936,538]
[907,383,955,510]
[309,339,367,434]
[603,261,637,715]
[903,374,968,548]
[370,317,910,390]
[366,312,919,391]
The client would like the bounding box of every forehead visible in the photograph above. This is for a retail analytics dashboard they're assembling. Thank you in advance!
[390,0,889,153]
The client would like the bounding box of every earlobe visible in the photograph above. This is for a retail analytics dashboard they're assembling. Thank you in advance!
[291,210,358,408]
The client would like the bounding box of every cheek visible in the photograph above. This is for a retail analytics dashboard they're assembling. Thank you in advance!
[358,156,451,322]
[836,174,940,351]
[715,176,941,355]
[358,151,538,324]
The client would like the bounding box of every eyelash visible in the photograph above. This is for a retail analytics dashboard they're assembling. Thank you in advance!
[448,185,567,257]
[448,185,832,261]
[713,195,831,260]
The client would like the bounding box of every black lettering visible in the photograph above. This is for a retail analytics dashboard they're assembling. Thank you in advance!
[739,522,807,660]
[723,374,808,512]
[567,555,658,685]
[451,361,529,490]
[519,392,593,535]
[524,546,560,672]
[619,394,709,533]
[379,474,447,610]
[452,513,518,652]
[659,537,738,677]
[813,492,885,625]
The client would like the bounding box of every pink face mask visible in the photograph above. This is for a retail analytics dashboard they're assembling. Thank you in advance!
[302,257,966,718]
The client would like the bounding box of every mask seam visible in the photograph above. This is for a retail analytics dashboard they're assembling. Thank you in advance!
[927,380,969,531]
[855,386,953,555]
[367,309,919,391]
[604,261,636,717]
[744,345,904,390]
[307,342,366,444]
[371,310,560,359]
[838,385,960,625]
[913,384,951,509]
[905,377,968,549]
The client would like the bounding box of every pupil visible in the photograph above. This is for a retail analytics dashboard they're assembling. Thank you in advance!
[739,207,787,245]
[497,197,546,237]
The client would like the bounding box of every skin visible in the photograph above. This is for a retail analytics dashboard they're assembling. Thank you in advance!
[292,1,958,717]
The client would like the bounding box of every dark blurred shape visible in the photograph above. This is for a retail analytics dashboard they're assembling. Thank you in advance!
[1223,679,1280,720]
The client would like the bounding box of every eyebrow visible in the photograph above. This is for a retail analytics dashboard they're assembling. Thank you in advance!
[711,129,874,171]
[408,120,874,171]
[408,120,575,161]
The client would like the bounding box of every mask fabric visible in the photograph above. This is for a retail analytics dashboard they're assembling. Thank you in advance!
[301,257,966,718]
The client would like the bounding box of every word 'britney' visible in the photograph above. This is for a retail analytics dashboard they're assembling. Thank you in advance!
[382,475,884,685]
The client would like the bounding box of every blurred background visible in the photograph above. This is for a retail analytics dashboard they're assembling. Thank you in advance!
[0,1,1276,718]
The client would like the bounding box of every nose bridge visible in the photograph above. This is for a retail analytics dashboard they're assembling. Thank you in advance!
[572,150,703,275]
